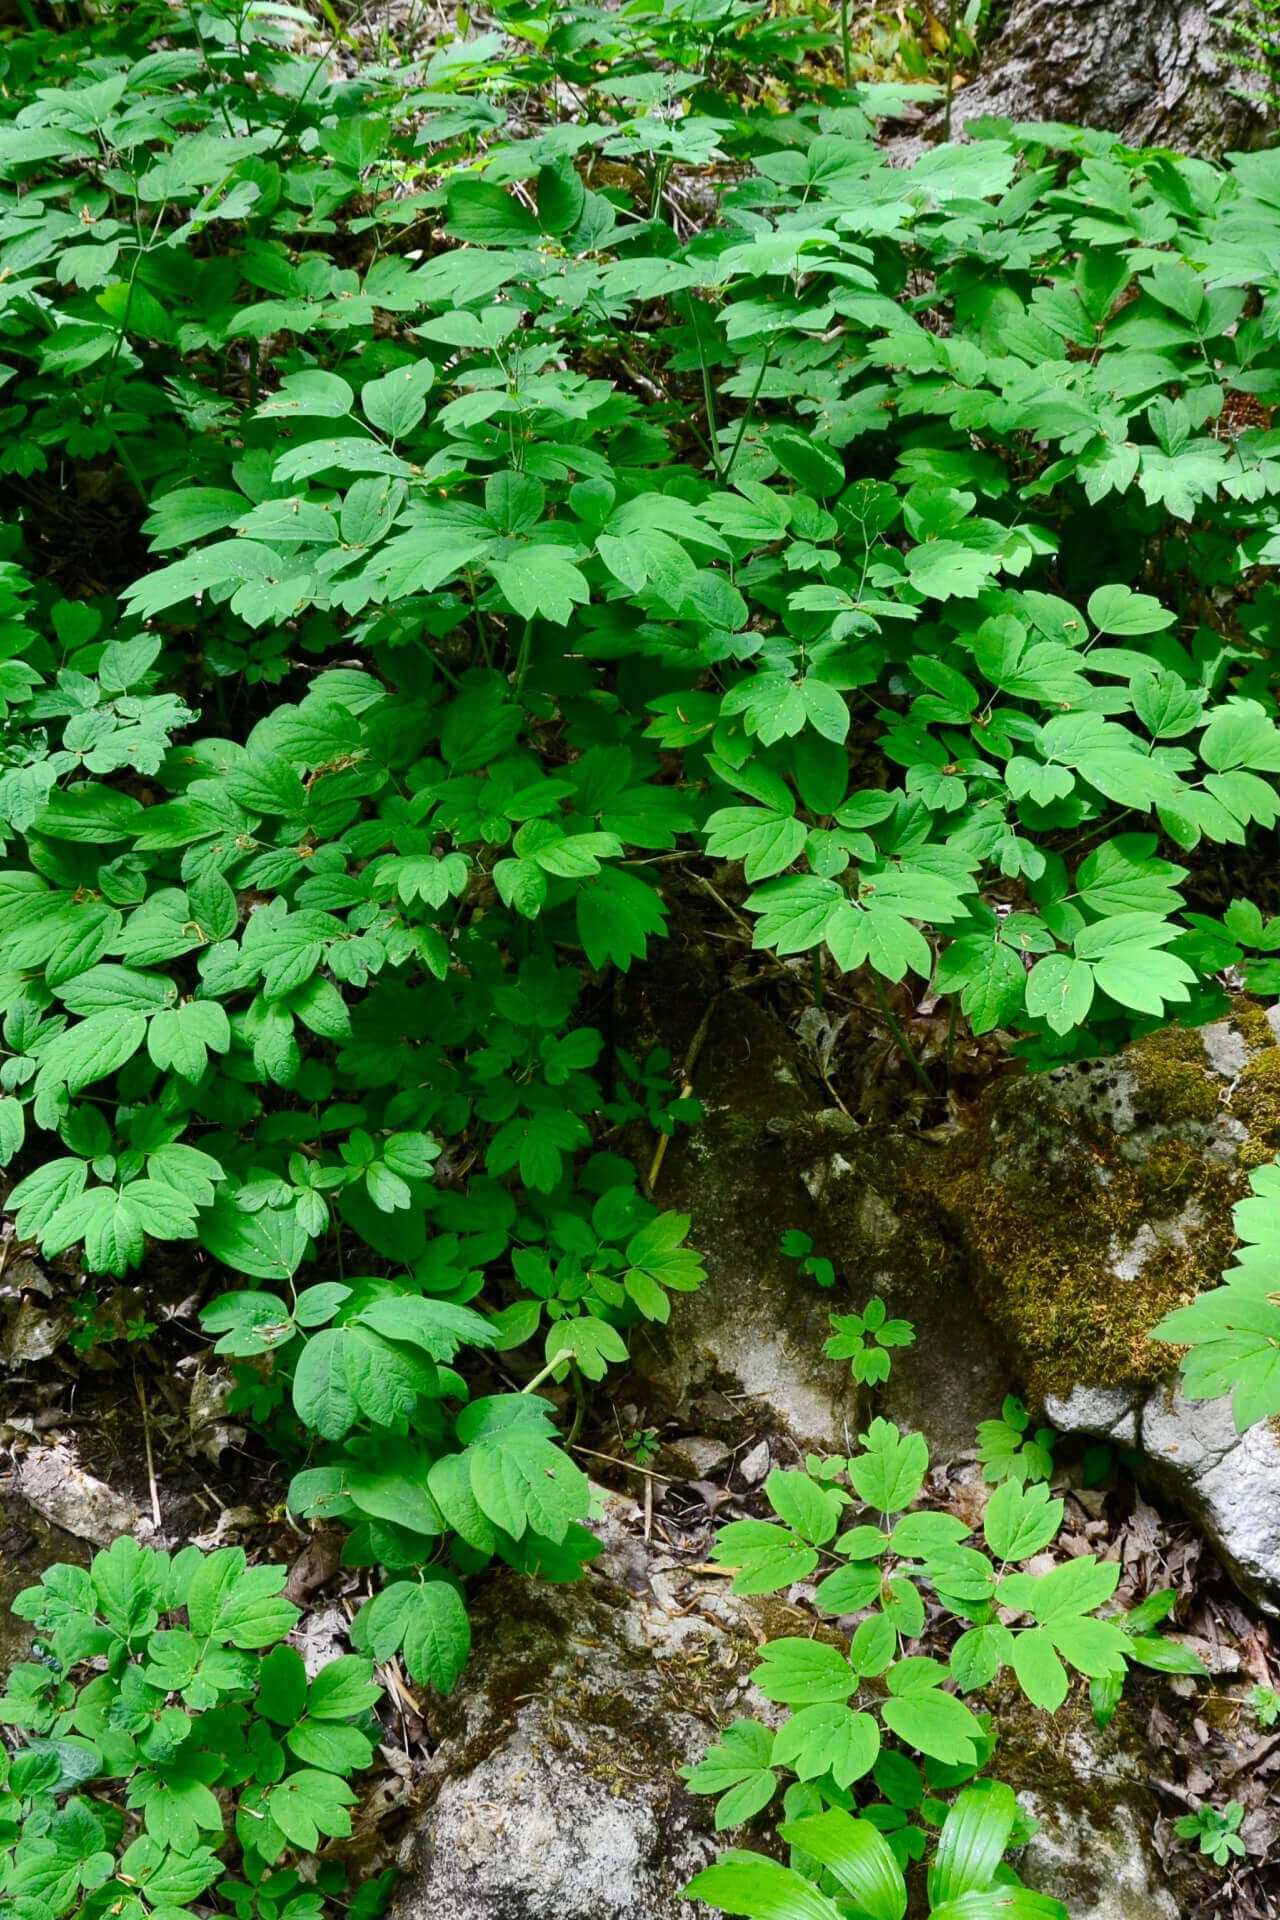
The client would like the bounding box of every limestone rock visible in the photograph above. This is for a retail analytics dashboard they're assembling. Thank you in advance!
[1004,1701,1185,1920]
[391,1498,1188,1920]
[628,954,1280,1608]
[949,1026,1251,1403]
[1047,1379,1280,1611]
[389,1498,765,1920]
[629,987,1010,1456]
[961,1015,1280,1609]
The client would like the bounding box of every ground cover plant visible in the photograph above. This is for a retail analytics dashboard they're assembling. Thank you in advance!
[3,0,1280,1909]
[0,1537,394,1920]
[678,1314,1206,1918]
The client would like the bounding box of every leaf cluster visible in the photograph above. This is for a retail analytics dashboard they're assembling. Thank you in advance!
[0,1539,392,1920]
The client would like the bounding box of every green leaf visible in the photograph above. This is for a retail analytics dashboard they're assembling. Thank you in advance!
[445,179,541,244]
[355,1578,471,1693]
[983,1481,1064,1563]
[490,549,589,624]
[37,1011,146,1091]
[1008,1629,1069,1711]
[683,1720,778,1828]
[770,1706,880,1789]
[683,1853,844,1920]
[848,1419,929,1515]
[1085,584,1175,635]
[753,1639,856,1707]
[197,1192,308,1280]
[468,1432,590,1543]
[361,358,435,439]
[776,1810,906,1920]
[712,1521,820,1595]
[881,1658,983,1766]
[292,1329,358,1440]
[186,1547,298,1649]
[545,1314,628,1381]
[906,541,1002,600]
[928,1782,1019,1904]
[765,1470,843,1546]
[264,1769,355,1850]
[306,1654,381,1720]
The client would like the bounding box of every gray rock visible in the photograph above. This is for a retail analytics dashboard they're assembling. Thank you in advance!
[392,1497,1189,1920]
[1048,1378,1280,1611]
[949,1022,1280,1608]
[390,1498,761,1920]
[1014,1717,1181,1920]
[629,987,1010,1457]
[629,962,1280,1608]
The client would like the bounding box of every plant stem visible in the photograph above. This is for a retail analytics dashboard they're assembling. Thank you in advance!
[944,0,957,139]
[722,347,772,483]
[522,1352,573,1395]
[871,974,932,1092]
[839,0,853,87]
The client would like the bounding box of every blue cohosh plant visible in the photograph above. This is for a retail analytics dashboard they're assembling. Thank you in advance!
[0,1537,395,1920]
[2,0,1280,1702]
[679,1314,1206,1917]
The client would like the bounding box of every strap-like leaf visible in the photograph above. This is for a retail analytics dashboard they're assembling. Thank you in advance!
[777,1810,906,1920]
[683,1852,844,1920]
[928,1782,1018,1905]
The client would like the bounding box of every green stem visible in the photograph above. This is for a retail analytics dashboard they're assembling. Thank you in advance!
[522,1352,573,1395]
[871,974,932,1092]
[722,347,772,484]
[514,616,535,690]
[839,0,853,88]
[691,312,723,479]
[944,0,957,139]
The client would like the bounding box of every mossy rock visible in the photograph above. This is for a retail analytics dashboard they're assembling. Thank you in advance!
[930,1014,1279,1401]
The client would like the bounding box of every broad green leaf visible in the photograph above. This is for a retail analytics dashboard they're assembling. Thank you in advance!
[777,1810,905,1920]
[683,1853,844,1920]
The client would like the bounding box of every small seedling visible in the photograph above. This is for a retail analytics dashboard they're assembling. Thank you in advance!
[977,1396,1056,1486]
[781,1228,835,1289]
[624,1425,662,1467]
[823,1298,915,1384]
[1175,1800,1247,1868]
[1249,1683,1280,1727]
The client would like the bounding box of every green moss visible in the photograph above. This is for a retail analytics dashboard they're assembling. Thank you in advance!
[1230,1047,1280,1168]
[1230,996,1276,1056]
[917,1007,1280,1398]
[927,1054,1241,1399]
[1130,1027,1220,1125]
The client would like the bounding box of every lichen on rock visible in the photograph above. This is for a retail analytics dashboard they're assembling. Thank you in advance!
[992,1682,1194,1920]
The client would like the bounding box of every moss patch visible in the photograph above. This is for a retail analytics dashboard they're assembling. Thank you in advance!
[1130,1026,1221,1125]
[1229,1046,1280,1168]
[926,1033,1249,1399]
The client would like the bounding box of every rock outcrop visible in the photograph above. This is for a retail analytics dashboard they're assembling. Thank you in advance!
[951,0,1264,156]
[624,970,1280,1608]
[389,1496,768,1920]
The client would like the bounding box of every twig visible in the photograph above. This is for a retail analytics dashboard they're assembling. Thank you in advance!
[1149,1776,1202,1810]
[870,974,934,1092]
[134,1370,162,1531]
[571,1442,669,1481]
[648,993,719,1192]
